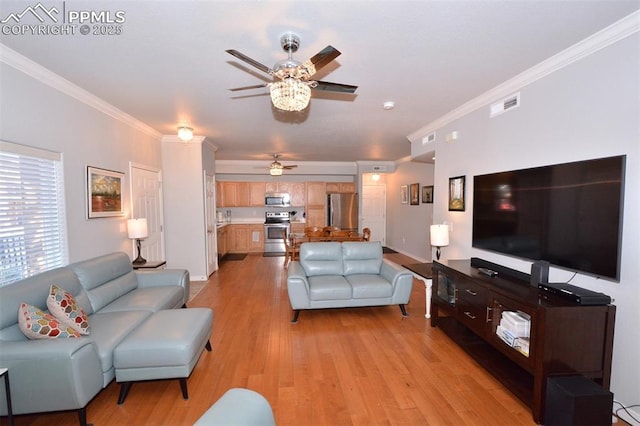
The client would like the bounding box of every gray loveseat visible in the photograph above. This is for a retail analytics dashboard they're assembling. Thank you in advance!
[0,252,189,425]
[286,242,413,322]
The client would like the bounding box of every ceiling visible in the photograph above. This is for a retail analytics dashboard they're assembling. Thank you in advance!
[1,1,638,164]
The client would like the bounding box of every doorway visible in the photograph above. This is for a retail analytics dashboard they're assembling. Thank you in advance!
[130,163,165,262]
[361,184,386,245]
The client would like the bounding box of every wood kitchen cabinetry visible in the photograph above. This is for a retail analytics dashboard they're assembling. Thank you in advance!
[216,226,229,259]
[326,182,355,193]
[226,224,264,253]
[431,259,615,424]
[218,182,265,207]
[305,182,326,228]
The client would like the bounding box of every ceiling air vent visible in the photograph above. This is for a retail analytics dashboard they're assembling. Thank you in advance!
[422,131,436,145]
[490,92,520,117]
[372,165,387,172]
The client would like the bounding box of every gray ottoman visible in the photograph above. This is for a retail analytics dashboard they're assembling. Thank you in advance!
[113,308,213,404]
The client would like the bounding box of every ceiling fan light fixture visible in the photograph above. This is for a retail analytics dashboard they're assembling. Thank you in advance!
[177,126,193,142]
[269,79,311,111]
[270,166,283,176]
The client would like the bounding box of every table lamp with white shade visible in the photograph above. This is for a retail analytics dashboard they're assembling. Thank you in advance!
[127,218,148,265]
[430,224,450,261]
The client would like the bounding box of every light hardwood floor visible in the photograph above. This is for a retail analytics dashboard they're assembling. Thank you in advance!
[14,253,536,426]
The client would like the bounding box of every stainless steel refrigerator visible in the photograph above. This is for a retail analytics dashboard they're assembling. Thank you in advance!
[327,193,358,231]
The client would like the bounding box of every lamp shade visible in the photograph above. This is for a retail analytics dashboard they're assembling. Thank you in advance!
[127,218,148,239]
[430,224,450,247]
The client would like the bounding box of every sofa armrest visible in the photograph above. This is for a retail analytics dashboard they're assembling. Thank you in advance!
[135,269,190,304]
[0,338,103,415]
[286,262,311,310]
[381,260,414,302]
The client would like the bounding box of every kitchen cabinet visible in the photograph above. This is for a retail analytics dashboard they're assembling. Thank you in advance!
[431,259,616,424]
[305,207,325,229]
[326,182,355,193]
[227,224,264,253]
[248,182,266,207]
[306,182,326,207]
[228,225,250,252]
[216,226,229,259]
[220,182,250,207]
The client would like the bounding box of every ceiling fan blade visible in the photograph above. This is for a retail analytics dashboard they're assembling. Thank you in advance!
[283,165,298,169]
[226,49,271,75]
[313,80,358,93]
[229,83,269,92]
[306,46,341,75]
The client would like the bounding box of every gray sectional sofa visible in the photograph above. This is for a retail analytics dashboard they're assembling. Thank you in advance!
[286,242,414,322]
[0,252,190,425]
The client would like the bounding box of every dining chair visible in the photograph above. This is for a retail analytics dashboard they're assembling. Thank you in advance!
[362,227,371,242]
[282,228,299,269]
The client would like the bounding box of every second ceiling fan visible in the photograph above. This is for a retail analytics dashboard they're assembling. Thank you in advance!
[226,33,358,111]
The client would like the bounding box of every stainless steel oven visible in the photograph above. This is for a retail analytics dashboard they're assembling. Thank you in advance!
[264,211,290,253]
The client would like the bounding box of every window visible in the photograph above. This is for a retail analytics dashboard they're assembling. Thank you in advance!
[0,141,68,286]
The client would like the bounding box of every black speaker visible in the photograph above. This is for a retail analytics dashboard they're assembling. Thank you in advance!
[530,260,550,287]
[545,376,613,426]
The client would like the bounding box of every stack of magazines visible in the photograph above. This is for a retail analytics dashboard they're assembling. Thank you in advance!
[496,310,531,356]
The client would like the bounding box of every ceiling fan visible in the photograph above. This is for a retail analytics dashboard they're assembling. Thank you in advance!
[267,154,297,176]
[226,33,358,111]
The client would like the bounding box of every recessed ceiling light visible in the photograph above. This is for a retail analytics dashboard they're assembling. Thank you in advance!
[383,101,395,110]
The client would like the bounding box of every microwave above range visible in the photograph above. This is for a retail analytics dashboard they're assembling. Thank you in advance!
[265,192,291,207]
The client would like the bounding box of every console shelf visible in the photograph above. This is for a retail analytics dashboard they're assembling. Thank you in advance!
[431,259,615,424]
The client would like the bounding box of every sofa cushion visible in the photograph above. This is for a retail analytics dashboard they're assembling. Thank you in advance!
[346,275,393,298]
[87,310,152,376]
[18,303,82,339]
[70,252,138,312]
[300,242,344,277]
[47,285,91,335]
[309,275,352,301]
[342,242,383,275]
[97,286,184,313]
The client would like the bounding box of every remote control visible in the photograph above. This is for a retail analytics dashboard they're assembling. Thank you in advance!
[478,267,498,277]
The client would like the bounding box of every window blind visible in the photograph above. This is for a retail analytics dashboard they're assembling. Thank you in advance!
[0,141,68,286]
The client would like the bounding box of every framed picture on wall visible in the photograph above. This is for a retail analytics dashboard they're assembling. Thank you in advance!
[401,185,408,204]
[448,175,465,211]
[422,185,434,204]
[87,166,125,218]
[410,183,419,205]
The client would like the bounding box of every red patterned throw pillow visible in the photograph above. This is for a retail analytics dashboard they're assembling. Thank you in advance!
[46,284,90,335]
[18,303,81,339]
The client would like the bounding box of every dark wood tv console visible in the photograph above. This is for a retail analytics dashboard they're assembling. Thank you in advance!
[431,259,616,424]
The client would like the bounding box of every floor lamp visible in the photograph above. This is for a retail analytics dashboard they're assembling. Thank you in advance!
[430,224,450,261]
[127,218,148,265]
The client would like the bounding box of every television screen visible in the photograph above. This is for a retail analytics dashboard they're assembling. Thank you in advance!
[472,155,625,281]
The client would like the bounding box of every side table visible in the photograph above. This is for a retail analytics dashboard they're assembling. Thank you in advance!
[0,368,13,426]
[132,260,167,270]
[402,263,433,318]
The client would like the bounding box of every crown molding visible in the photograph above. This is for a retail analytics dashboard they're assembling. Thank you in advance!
[407,10,640,143]
[0,43,162,140]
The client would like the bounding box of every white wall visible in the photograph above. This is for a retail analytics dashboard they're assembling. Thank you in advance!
[385,159,434,261]
[162,137,216,280]
[413,34,639,419]
[0,62,162,262]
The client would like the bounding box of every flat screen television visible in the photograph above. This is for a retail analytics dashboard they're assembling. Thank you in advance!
[472,155,625,281]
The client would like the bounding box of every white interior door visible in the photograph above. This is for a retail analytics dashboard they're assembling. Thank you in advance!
[361,184,386,245]
[205,173,218,276]
[130,164,164,261]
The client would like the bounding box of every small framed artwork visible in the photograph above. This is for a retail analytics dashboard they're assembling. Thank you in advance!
[400,185,408,204]
[422,185,434,204]
[87,166,125,218]
[448,175,466,211]
[410,183,419,205]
